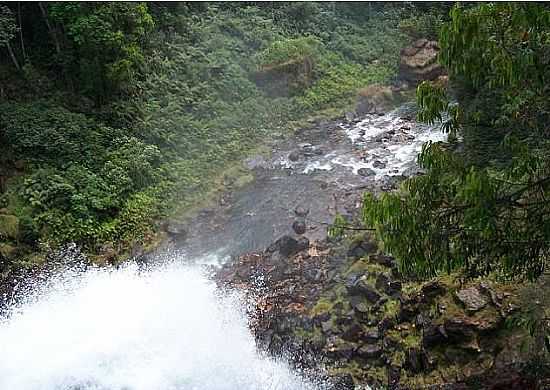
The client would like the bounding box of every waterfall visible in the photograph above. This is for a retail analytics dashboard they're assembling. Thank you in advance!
[0,259,319,390]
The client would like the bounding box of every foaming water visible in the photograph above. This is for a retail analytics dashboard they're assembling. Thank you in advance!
[0,260,319,390]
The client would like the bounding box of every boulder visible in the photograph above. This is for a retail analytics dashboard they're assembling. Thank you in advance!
[357,168,376,177]
[347,277,381,303]
[399,39,445,84]
[288,151,300,162]
[292,219,307,235]
[455,286,489,313]
[274,235,309,257]
[357,344,383,359]
[373,160,387,169]
[294,205,310,218]
[165,221,188,239]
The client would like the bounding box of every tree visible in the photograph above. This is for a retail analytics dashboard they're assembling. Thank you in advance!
[48,2,154,103]
[363,3,550,280]
[0,5,20,70]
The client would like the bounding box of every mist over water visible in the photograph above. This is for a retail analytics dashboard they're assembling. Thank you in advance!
[0,259,319,390]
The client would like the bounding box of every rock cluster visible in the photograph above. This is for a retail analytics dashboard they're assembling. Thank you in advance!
[399,39,446,84]
[217,233,541,389]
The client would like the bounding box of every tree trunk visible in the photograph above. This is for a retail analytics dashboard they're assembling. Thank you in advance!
[18,2,27,62]
[6,42,21,71]
[38,2,61,55]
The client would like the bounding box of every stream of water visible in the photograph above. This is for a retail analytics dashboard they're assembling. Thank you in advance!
[0,104,445,389]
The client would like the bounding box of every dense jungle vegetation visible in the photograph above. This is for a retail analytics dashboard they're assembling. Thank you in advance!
[0,2,444,268]
[364,3,550,282]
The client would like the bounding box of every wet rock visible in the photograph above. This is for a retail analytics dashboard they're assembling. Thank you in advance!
[357,168,376,177]
[292,219,307,235]
[273,235,309,257]
[331,373,355,390]
[345,111,356,122]
[455,286,489,313]
[294,205,310,218]
[165,221,188,239]
[373,160,387,169]
[288,151,300,162]
[347,239,377,259]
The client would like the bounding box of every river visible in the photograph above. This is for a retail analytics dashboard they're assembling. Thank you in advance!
[0,104,445,389]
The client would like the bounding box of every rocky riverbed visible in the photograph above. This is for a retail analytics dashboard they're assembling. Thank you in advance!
[209,104,550,388]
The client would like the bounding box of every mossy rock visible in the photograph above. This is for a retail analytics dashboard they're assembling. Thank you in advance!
[0,214,19,240]
[0,242,16,259]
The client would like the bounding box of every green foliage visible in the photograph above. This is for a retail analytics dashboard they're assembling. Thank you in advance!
[0,3,410,262]
[257,36,321,67]
[49,2,154,101]
[363,3,550,280]
[328,213,347,239]
[0,5,16,45]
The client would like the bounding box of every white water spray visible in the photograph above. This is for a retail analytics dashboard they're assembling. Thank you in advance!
[0,260,319,390]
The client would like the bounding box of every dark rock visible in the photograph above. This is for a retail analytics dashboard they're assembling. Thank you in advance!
[375,273,391,293]
[372,296,388,312]
[349,295,370,314]
[347,277,381,303]
[357,167,376,177]
[369,253,395,267]
[455,286,489,313]
[387,365,401,390]
[373,160,387,169]
[387,281,402,296]
[378,317,396,333]
[364,328,380,342]
[294,205,310,218]
[313,312,331,325]
[348,239,377,259]
[304,268,323,282]
[421,280,446,300]
[357,344,383,359]
[274,235,309,257]
[423,324,448,348]
[399,296,421,323]
[288,151,300,162]
[165,221,188,239]
[292,219,307,235]
[342,322,363,342]
[406,347,425,373]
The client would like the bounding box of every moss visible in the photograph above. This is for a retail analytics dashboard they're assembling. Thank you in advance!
[344,257,387,277]
[382,299,400,317]
[311,297,334,316]
[0,214,19,240]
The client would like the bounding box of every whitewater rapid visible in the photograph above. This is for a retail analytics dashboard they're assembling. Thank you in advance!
[0,260,319,390]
